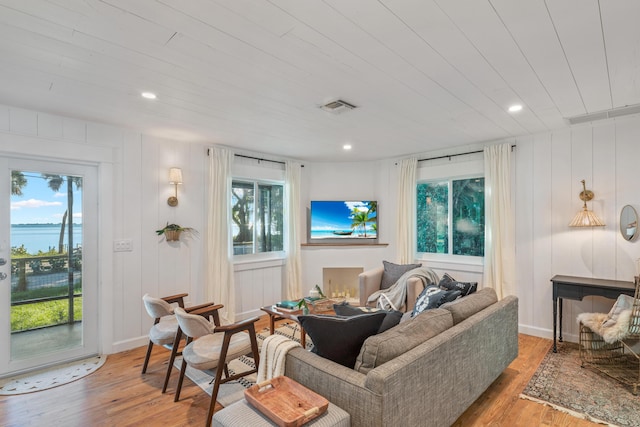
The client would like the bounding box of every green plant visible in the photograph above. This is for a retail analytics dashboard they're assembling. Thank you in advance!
[314,284,326,298]
[295,298,308,312]
[155,223,198,236]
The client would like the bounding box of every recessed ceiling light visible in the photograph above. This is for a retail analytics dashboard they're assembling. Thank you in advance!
[343,144,352,150]
[141,92,157,100]
[508,104,523,113]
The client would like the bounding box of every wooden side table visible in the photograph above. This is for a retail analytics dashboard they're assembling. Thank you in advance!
[260,305,307,348]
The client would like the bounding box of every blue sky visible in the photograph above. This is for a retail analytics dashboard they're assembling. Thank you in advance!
[10,171,82,224]
[310,201,376,230]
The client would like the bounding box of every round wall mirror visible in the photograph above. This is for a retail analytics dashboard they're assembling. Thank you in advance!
[620,205,638,241]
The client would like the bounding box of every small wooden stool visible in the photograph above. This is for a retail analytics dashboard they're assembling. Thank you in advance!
[212,399,351,427]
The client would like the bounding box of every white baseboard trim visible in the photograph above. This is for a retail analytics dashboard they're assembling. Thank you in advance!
[235,308,264,322]
[518,324,578,344]
[111,336,148,354]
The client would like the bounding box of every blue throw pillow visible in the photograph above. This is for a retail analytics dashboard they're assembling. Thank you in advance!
[438,273,477,296]
[412,284,460,317]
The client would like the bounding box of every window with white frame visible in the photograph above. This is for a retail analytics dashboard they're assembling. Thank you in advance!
[231,179,284,256]
[415,156,485,258]
[416,177,484,256]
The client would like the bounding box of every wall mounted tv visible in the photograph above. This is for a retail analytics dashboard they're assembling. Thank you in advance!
[309,200,378,244]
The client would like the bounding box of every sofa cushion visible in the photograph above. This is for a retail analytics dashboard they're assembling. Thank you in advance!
[333,302,403,333]
[411,284,460,317]
[298,311,387,368]
[440,287,498,325]
[354,308,454,374]
[380,260,422,290]
[438,273,478,297]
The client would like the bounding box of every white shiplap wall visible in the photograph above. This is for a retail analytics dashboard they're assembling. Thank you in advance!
[0,104,286,356]
[4,100,640,354]
[515,115,640,342]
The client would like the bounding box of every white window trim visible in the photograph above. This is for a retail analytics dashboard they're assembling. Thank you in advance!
[416,157,484,264]
[231,157,286,262]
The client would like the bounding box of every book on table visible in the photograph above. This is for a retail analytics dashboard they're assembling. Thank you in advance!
[276,300,300,310]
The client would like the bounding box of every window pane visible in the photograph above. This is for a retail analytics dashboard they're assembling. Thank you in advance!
[452,178,484,256]
[232,181,254,255]
[416,181,448,253]
[255,184,283,253]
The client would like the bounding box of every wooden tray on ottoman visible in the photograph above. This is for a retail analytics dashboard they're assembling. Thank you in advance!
[244,376,329,427]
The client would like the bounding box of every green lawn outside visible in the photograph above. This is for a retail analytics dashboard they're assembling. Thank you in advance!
[11,298,83,332]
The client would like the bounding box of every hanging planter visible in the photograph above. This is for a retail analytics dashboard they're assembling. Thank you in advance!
[156,223,198,242]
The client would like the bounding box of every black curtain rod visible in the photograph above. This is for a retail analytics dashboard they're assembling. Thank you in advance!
[235,153,285,165]
[418,144,516,163]
[207,149,303,167]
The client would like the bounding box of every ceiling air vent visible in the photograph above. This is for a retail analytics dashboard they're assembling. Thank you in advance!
[320,99,357,114]
[566,103,640,125]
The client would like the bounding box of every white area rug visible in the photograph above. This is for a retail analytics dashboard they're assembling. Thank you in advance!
[0,355,107,395]
[174,354,257,407]
[177,322,311,407]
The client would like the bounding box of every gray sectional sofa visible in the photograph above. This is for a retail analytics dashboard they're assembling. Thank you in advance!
[284,288,519,427]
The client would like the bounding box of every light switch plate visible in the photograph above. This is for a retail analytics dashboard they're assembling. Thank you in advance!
[113,239,133,252]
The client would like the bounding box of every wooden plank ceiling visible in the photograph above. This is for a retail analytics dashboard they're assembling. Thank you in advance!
[0,0,637,161]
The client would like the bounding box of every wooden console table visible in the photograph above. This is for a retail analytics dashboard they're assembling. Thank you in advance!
[551,274,636,353]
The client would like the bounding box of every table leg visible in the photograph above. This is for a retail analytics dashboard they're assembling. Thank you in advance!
[269,314,275,335]
[558,297,563,343]
[553,297,557,353]
[300,327,306,349]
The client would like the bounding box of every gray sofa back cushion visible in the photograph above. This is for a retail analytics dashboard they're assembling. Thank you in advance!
[440,287,498,325]
[354,308,453,374]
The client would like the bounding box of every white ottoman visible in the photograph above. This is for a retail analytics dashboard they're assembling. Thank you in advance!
[212,399,350,427]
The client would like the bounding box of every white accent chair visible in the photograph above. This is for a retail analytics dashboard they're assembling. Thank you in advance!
[173,305,261,427]
[141,293,215,393]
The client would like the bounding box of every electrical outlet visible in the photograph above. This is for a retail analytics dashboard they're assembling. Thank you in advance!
[113,239,133,252]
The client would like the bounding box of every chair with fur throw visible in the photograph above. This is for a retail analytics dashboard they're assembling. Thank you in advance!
[577,276,640,394]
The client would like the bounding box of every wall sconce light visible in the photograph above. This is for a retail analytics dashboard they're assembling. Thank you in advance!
[569,179,605,227]
[167,167,183,207]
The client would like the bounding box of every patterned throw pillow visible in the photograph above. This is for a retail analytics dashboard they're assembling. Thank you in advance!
[438,273,478,296]
[380,261,422,290]
[412,284,460,317]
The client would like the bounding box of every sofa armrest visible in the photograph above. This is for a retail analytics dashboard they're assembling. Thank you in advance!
[359,267,384,307]
[285,348,380,427]
[405,277,425,312]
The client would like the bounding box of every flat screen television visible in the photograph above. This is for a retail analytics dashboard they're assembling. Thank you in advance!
[309,200,378,242]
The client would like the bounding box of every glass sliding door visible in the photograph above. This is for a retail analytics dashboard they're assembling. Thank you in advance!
[0,157,98,376]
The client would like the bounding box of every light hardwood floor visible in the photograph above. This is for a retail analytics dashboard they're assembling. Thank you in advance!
[0,316,599,427]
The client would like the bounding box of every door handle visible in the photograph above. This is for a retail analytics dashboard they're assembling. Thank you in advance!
[0,272,6,281]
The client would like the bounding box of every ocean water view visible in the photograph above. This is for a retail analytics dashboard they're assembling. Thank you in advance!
[11,224,83,254]
[310,229,377,239]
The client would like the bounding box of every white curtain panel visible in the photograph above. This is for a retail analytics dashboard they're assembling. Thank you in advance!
[483,143,516,299]
[285,161,303,300]
[207,146,236,323]
[396,157,417,264]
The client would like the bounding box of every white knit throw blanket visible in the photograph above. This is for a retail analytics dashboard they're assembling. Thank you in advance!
[366,266,440,311]
[256,334,301,383]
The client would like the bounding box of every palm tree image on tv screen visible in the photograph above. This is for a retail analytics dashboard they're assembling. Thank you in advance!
[310,200,377,239]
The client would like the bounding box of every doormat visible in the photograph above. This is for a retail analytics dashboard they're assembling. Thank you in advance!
[520,342,640,427]
[0,355,107,395]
